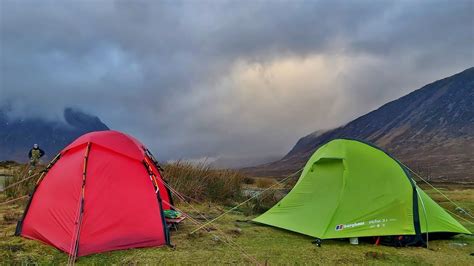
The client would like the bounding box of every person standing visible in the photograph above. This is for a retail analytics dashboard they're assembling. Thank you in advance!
[28,144,45,174]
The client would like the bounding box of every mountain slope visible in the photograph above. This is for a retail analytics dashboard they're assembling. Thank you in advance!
[245,67,474,182]
[0,108,109,162]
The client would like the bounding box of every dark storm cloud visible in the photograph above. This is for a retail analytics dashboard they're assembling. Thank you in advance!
[1,0,473,162]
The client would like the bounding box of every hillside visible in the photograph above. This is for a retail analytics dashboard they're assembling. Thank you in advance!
[244,67,474,182]
[0,108,109,162]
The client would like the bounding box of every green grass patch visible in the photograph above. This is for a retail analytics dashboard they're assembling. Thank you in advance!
[1,163,473,264]
[1,187,473,265]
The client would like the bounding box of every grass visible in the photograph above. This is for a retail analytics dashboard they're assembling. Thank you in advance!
[254,178,275,189]
[2,164,44,198]
[1,187,473,264]
[163,161,244,204]
[0,162,473,264]
[240,190,277,216]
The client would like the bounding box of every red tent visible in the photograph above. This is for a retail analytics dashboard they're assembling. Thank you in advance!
[15,130,173,257]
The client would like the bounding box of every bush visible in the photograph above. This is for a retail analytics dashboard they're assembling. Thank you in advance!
[162,161,244,204]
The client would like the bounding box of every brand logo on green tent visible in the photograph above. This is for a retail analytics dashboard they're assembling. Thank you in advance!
[335,221,365,231]
[335,224,344,231]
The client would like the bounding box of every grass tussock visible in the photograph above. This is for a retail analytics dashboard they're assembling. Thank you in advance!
[3,164,44,200]
[242,176,255,185]
[162,161,244,204]
[242,190,279,215]
[255,178,275,188]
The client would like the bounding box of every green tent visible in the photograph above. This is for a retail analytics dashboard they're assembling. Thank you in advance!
[253,139,470,242]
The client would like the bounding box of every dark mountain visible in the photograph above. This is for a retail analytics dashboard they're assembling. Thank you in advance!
[244,67,474,182]
[0,108,109,162]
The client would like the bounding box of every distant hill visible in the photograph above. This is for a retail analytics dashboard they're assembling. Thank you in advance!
[244,67,474,182]
[0,108,109,162]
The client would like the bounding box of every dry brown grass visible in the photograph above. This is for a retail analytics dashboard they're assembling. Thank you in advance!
[162,161,244,204]
[255,178,275,188]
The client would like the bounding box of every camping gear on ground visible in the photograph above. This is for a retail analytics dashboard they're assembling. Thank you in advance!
[253,139,471,246]
[164,210,182,219]
[163,210,186,230]
[15,130,174,257]
[349,237,359,245]
[166,216,186,231]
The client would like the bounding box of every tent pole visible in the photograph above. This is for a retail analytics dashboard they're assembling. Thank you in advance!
[69,142,91,264]
[143,160,171,246]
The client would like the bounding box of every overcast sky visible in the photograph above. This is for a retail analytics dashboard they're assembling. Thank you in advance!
[1,0,473,163]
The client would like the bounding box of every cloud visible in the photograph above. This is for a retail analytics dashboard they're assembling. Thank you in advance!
[1,0,473,162]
